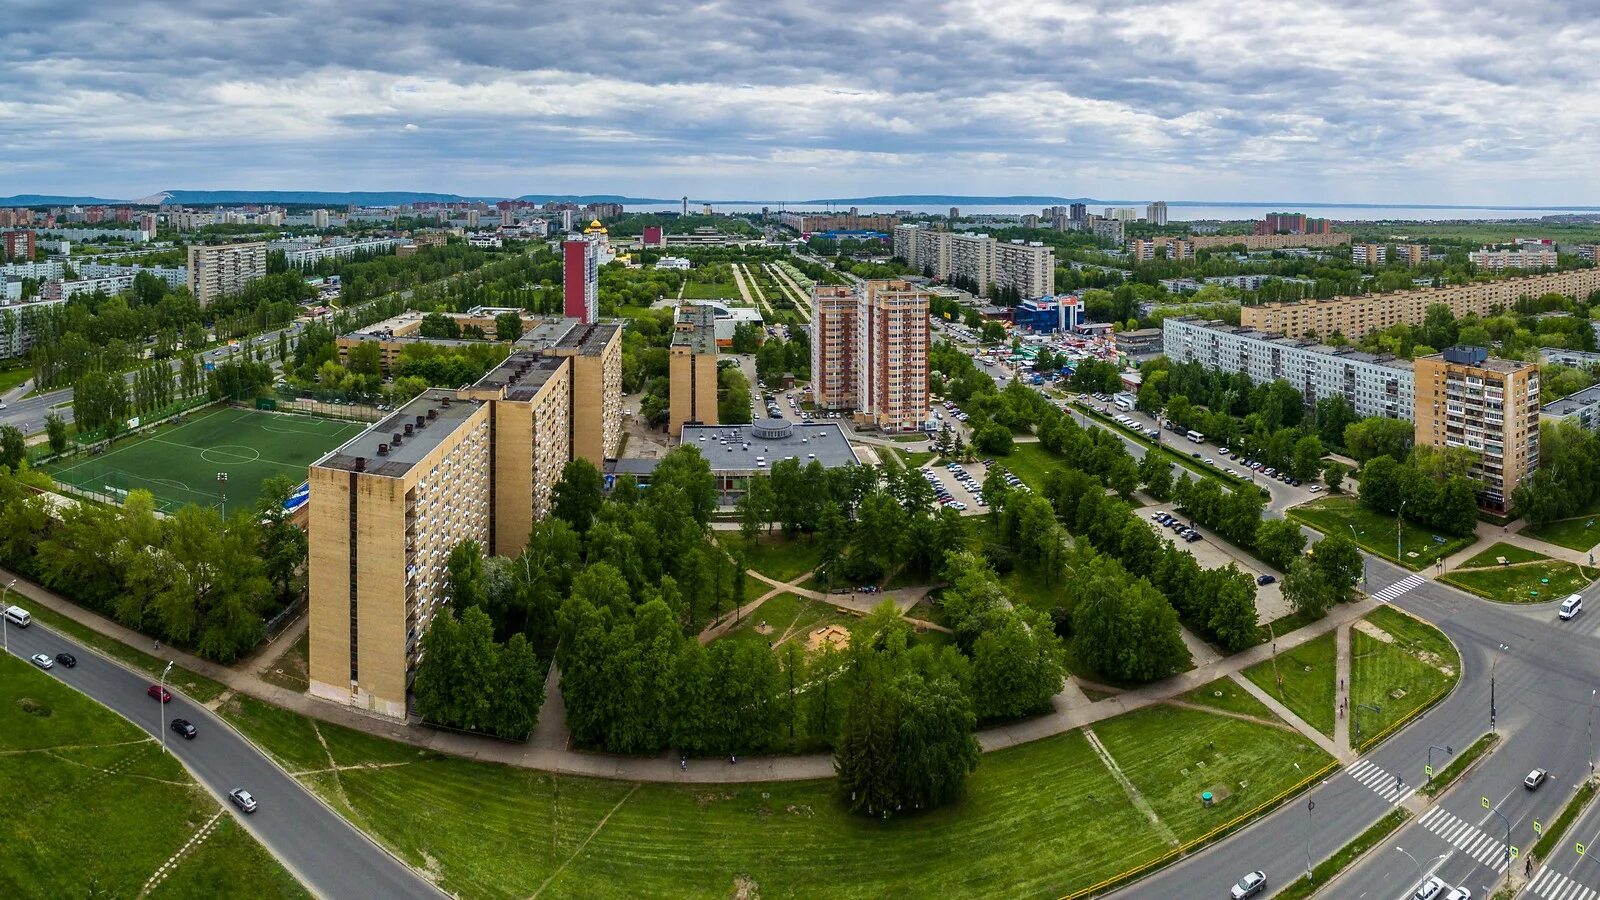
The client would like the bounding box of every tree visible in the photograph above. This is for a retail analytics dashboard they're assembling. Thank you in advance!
[718,365,753,424]
[45,412,68,454]
[551,458,605,535]
[971,609,1065,719]
[1356,455,1403,515]
[0,425,24,472]
[1291,435,1324,481]
[972,422,1013,455]
[1344,417,1414,464]
[1206,565,1259,652]
[1139,454,1173,501]
[495,311,524,342]
[835,663,901,816]
[1323,461,1347,493]
[447,540,488,611]
[1315,395,1359,451]
[1254,518,1307,573]
[1282,556,1339,619]
[1309,532,1363,593]
[892,669,980,811]
[255,476,308,601]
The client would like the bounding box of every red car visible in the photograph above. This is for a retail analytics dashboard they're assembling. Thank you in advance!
[147,684,172,703]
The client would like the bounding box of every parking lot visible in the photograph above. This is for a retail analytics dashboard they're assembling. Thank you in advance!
[1138,501,1292,623]
[919,459,1028,517]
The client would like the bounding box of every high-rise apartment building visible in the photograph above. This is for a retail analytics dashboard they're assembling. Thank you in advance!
[1469,248,1557,271]
[812,285,860,411]
[563,237,598,323]
[1104,207,1139,223]
[186,241,266,305]
[1395,243,1429,267]
[1413,346,1539,512]
[993,241,1055,298]
[777,212,900,233]
[138,212,158,234]
[309,321,622,717]
[1069,203,1087,221]
[312,209,331,229]
[1351,243,1387,267]
[1241,268,1600,340]
[811,280,929,430]
[1146,201,1168,226]
[1254,212,1332,236]
[308,389,493,718]
[893,226,1051,298]
[1092,218,1125,243]
[669,303,720,436]
[2,230,35,262]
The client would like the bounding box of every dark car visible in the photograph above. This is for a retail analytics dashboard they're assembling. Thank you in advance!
[170,718,197,739]
[54,652,77,668]
[1257,574,1277,586]
[147,684,172,703]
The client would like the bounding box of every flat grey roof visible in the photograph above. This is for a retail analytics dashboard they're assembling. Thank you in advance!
[1544,384,1600,416]
[554,321,620,355]
[513,318,578,349]
[472,352,565,401]
[315,389,484,476]
[617,421,860,475]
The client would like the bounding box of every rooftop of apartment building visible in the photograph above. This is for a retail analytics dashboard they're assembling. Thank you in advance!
[512,317,582,350]
[1418,344,1535,375]
[671,304,718,355]
[314,389,485,476]
[1543,383,1600,418]
[552,321,621,356]
[471,351,567,401]
[1169,317,1412,372]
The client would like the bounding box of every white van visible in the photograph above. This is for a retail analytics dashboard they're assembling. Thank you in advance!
[1560,594,1583,620]
[3,605,30,627]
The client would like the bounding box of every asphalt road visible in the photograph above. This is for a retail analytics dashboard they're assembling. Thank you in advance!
[3,620,442,900]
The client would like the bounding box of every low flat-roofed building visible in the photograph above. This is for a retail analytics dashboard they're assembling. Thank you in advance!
[1542,383,1600,432]
[611,418,859,504]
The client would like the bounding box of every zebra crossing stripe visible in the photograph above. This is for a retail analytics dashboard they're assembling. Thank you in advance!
[1370,573,1425,603]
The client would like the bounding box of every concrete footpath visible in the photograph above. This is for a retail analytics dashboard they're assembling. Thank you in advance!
[7,561,1376,784]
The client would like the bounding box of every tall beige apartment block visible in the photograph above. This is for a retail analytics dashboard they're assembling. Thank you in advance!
[1413,346,1540,512]
[1241,268,1600,340]
[186,241,267,305]
[308,389,492,718]
[668,303,720,436]
[543,321,623,464]
[459,354,571,556]
[812,285,861,410]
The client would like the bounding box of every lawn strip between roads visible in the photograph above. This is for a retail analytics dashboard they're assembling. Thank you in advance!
[1419,731,1498,798]
[1271,807,1409,900]
[1532,777,1598,862]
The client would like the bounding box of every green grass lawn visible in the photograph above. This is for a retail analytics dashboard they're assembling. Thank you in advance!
[0,365,32,394]
[219,684,1323,899]
[719,532,824,583]
[682,279,741,300]
[1441,559,1594,604]
[260,630,309,693]
[999,563,1076,618]
[719,592,858,651]
[1458,541,1550,569]
[1350,607,1459,747]
[0,653,307,899]
[1242,631,1337,736]
[1524,515,1600,553]
[44,406,363,514]
[1180,678,1277,720]
[997,443,1064,491]
[1289,497,1473,571]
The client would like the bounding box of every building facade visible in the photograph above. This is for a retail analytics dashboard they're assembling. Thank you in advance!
[2,230,35,262]
[1240,268,1600,340]
[1146,201,1168,226]
[1413,346,1540,512]
[1469,248,1558,271]
[892,226,1053,299]
[810,280,929,430]
[1162,316,1414,419]
[1351,243,1387,267]
[187,241,267,305]
[668,303,720,436]
[811,285,859,410]
[562,238,598,323]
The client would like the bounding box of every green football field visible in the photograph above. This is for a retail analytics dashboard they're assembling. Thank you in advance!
[46,406,364,514]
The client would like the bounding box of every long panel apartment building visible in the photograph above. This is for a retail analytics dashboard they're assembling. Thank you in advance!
[811,279,930,431]
[668,303,720,436]
[1162,316,1414,419]
[1413,346,1539,512]
[309,321,621,717]
[891,225,1053,298]
[186,241,267,305]
[1240,268,1600,340]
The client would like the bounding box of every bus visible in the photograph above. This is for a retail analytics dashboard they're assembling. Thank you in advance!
[1185,430,1205,444]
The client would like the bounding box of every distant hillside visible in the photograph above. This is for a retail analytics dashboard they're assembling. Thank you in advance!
[0,194,129,207]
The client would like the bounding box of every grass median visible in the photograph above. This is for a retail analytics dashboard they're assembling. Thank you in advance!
[1273,808,1409,900]
[1442,559,1594,604]
[219,692,1326,898]
[1533,777,1597,861]
[1420,732,1497,798]
[0,653,306,898]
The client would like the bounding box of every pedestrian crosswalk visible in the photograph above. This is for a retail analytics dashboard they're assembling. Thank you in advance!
[1370,574,1425,603]
[1528,867,1599,900]
[1345,758,1414,804]
[1418,805,1510,873]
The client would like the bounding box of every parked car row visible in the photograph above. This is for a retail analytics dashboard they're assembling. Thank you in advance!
[1151,510,1202,543]
[921,465,977,511]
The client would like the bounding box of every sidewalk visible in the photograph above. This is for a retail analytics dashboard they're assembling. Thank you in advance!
[1438,518,1598,571]
[6,561,1378,784]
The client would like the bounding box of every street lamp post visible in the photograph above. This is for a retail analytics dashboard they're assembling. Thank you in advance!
[1395,847,1448,892]
[1304,799,1315,882]
[1590,688,1597,778]
[1397,498,1407,563]
[158,660,173,754]
[1,577,16,653]
[1347,524,1367,587]
[1490,643,1509,734]
[1355,702,1382,747]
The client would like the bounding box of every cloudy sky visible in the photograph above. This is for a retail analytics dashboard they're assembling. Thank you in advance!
[3,0,1598,204]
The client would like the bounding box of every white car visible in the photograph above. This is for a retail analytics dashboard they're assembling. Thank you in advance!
[1441,888,1470,900]
[30,653,53,669]
[1414,876,1446,900]
[229,788,258,813]
[1230,871,1266,898]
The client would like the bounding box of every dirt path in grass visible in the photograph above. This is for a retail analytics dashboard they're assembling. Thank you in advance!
[1083,726,1179,847]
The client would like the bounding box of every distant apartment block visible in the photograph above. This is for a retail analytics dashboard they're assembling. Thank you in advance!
[187,242,266,305]
[563,237,598,323]
[1351,243,1387,267]
[1162,316,1414,419]
[1543,383,1600,433]
[76,262,187,290]
[2,230,36,262]
[1092,218,1125,243]
[1104,207,1139,223]
[810,280,930,430]
[1539,347,1600,369]
[892,226,1053,298]
[779,211,900,234]
[1146,201,1168,226]
[274,237,403,268]
[1254,212,1332,235]
[1241,268,1600,339]
[1469,248,1558,271]
[668,303,720,436]
[1395,243,1429,267]
[1413,345,1539,512]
